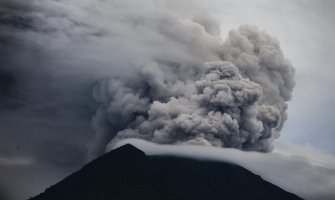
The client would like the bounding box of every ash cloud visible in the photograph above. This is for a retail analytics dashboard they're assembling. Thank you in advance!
[0,0,294,163]
[89,1,295,158]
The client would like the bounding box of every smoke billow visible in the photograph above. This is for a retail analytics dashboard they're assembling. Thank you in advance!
[0,0,294,160]
[89,3,295,158]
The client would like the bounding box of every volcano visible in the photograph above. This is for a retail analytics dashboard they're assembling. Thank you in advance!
[30,144,303,200]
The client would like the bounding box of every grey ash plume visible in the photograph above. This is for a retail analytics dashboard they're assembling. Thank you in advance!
[0,0,294,160]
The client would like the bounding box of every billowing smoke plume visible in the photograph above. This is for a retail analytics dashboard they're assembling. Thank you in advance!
[0,0,294,160]
[89,8,295,157]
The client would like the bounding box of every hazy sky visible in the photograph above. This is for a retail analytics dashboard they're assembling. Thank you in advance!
[0,0,335,200]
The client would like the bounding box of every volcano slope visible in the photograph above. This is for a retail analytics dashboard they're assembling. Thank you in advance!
[30,144,303,200]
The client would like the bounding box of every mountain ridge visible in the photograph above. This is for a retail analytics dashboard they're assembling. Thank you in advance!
[30,144,303,200]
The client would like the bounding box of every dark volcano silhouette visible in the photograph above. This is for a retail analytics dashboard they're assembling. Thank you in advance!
[30,144,303,200]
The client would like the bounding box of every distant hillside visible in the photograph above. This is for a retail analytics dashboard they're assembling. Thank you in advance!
[30,144,303,200]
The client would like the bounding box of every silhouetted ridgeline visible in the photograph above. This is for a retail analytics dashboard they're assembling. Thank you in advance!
[30,144,303,200]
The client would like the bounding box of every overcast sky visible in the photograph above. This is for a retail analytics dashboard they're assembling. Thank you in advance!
[0,0,335,200]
